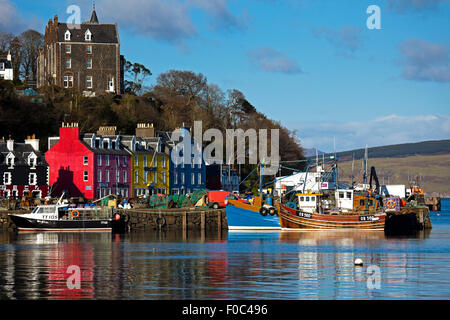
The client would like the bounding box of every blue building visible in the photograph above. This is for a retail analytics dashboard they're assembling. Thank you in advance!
[158,126,206,195]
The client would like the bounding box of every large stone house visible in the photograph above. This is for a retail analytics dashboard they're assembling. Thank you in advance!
[36,7,125,96]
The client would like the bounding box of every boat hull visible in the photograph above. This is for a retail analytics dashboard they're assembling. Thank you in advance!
[278,203,385,230]
[9,214,113,232]
[226,200,281,230]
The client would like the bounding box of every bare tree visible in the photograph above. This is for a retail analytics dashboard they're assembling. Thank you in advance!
[19,29,43,81]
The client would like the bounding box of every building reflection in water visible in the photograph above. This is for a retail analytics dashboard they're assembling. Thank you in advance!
[0,227,433,300]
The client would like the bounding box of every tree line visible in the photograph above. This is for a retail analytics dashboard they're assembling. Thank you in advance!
[0,30,43,82]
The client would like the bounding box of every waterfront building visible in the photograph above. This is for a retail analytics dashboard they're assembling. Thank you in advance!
[123,124,170,197]
[0,135,49,199]
[164,126,206,194]
[205,164,240,192]
[36,6,125,96]
[45,123,131,199]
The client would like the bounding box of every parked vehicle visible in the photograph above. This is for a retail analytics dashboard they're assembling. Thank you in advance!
[207,190,248,209]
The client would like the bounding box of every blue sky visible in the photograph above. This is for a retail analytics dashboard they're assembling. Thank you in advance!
[2,0,449,152]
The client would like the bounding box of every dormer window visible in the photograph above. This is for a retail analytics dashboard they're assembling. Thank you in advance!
[6,153,14,168]
[65,30,71,41]
[85,29,92,41]
[28,153,37,168]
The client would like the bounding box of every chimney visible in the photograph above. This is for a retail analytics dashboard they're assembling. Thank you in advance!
[7,50,11,62]
[6,136,13,151]
[97,126,117,136]
[136,123,155,138]
[25,134,40,151]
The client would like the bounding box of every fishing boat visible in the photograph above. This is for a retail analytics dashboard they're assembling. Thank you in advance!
[225,162,280,231]
[8,196,127,232]
[277,191,386,230]
[226,199,280,231]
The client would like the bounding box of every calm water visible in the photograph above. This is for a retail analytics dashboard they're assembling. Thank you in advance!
[0,199,449,300]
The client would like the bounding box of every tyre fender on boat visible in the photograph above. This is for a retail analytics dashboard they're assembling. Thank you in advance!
[260,207,268,216]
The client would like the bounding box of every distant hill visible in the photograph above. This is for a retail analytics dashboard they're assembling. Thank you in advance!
[337,153,450,197]
[316,140,450,161]
[304,148,326,157]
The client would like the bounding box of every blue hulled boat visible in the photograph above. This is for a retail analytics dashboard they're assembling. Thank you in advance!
[226,199,281,231]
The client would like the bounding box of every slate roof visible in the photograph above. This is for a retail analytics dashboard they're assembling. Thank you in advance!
[0,142,47,166]
[0,58,12,69]
[57,22,119,44]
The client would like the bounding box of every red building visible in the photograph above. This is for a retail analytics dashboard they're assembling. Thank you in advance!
[45,123,131,199]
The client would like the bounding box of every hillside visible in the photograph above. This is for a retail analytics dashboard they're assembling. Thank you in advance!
[316,140,450,161]
[337,153,450,197]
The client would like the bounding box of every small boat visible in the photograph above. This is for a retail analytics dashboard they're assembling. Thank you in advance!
[226,199,281,231]
[277,201,385,230]
[8,199,127,232]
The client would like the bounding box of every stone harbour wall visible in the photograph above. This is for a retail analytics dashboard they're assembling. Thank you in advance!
[120,208,227,231]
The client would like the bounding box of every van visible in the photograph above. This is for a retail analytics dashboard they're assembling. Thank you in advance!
[207,190,247,209]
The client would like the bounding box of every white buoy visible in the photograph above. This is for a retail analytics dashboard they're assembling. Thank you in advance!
[354,258,364,266]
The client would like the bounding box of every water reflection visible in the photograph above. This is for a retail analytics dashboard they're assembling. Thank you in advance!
[0,225,448,300]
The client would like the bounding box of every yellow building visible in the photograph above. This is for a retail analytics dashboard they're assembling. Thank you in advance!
[131,151,169,197]
[128,124,170,197]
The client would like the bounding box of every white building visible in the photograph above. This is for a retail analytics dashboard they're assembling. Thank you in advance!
[0,51,13,80]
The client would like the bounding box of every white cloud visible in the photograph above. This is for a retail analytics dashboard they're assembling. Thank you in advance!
[293,114,450,152]
[0,0,39,33]
[247,47,303,74]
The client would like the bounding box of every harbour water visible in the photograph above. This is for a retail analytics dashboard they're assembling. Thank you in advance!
[0,199,449,300]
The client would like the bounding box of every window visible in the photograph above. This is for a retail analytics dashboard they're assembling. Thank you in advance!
[123,171,127,183]
[28,156,36,167]
[106,155,110,166]
[0,62,4,71]
[346,192,352,199]
[300,196,304,202]
[135,171,139,184]
[87,58,92,69]
[116,156,120,167]
[86,76,93,89]
[98,155,102,166]
[306,197,310,202]
[98,170,102,182]
[106,170,110,183]
[65,45,71,54]
[83,171,89,182]
[181,173,185,184]
[65,58,71,69]
[144,171,148,184]
[360,199,365,206]
[311,196,315,202]
[162,172,166,185]
[144,155,148,167]
[174,171,178,184]
[86,45,92,54]
[63,75,73,88]
[116,170,120,183]
[154,171,157,183]
[85,30,92,41]
[3,172,12,185]
[339,192,344,199]
[123,156,127,167]
[198,173,202,185]
[191,173,195,185]
[135,156,139,167]
[83,156,88,165]
[369,199,374,206]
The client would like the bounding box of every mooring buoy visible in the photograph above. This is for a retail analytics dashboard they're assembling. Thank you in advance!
[354,258,364,266]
